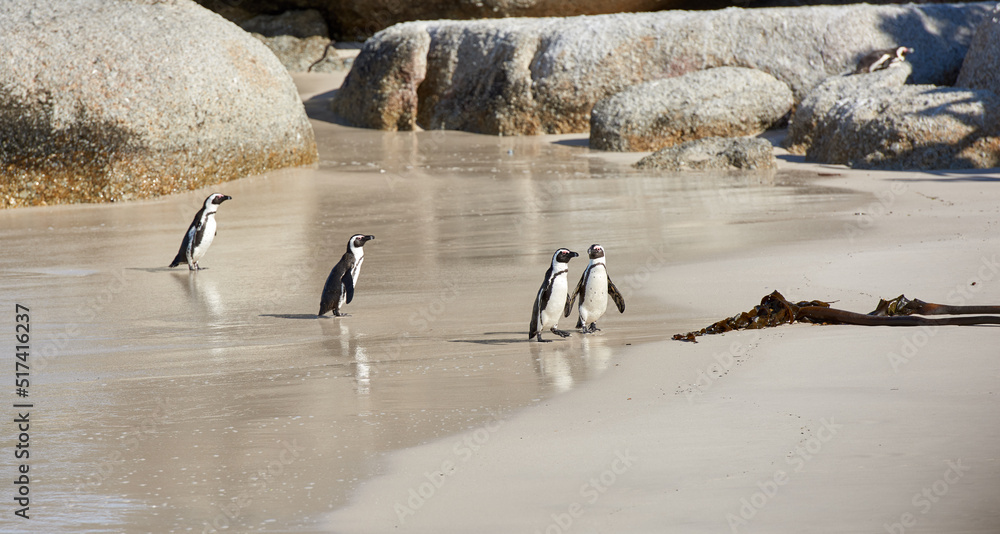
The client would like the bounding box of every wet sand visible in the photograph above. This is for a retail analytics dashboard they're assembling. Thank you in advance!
[2,73,998,533]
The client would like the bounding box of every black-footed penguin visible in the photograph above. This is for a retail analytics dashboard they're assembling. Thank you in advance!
[565,244,625,333]
[529,248,579,342]
[169,192,232,270]
[853,46,913,74]
[318,234,375,317]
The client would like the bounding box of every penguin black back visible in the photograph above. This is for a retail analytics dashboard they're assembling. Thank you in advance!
[853,46,913,75]
[169,192,231,270]
[319,234,375,317]
[529,248,578,341]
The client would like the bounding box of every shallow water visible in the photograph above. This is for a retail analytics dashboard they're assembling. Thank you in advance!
[0,115,861,532]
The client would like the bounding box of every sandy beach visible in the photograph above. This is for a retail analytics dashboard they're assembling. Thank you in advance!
[327,160,1000,533]
[2,72,998,533]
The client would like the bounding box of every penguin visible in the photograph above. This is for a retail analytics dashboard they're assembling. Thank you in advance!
[169,192,232,270]
[529,248,579,342]
[853,46,913,74]
[565,244,625,333]
[318,234,375,317]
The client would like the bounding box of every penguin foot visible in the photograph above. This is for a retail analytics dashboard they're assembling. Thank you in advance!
[587,323,601,333]
[333,311,351,317]
[551,328,571,338]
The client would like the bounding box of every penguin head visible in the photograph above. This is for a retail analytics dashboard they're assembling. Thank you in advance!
[587,244,605,260]
[895,46,914,60]
[206,193,232,207]
[553,248,578,265]
[348,234,375,252]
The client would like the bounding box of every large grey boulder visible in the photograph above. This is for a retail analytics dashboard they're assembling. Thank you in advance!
[195,0,731,41]
[785,63,913,154]
[634,136,777,171]
[331,24,431,131]
[0,0,317,208]
[804,85,1000,169]
[590,67,792,152]
[331,3,990,135]
[957,5,1000,92]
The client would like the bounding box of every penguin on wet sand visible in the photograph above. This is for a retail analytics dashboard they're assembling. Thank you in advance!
[853,46,913,74]
[529,248,579,342]
[169,192,232,270]
[565,244,625,333]
[319,234,375,317]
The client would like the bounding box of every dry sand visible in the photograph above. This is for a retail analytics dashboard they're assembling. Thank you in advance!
[327,159,1000,533]
[1,72,997,533]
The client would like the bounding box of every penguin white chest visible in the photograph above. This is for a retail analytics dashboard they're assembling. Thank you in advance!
[540,272,568,329]
[580,265,608,323]
[340,255,364,307]
[191,216,217,262]
[352,256,364,284]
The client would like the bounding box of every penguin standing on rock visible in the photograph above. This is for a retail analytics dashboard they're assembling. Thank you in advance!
[853,46,913,74]
[566,244,625,333]
[169,192,232,270]
[529,248,578,342]
[319,234,375,317]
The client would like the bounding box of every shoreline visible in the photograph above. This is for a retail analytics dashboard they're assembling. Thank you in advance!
[1,72,996,532]
[322,133,1000,532]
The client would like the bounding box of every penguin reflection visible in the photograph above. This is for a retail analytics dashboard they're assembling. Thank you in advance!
[530,335,614,394]
[170,269,224,319]
[321,320,373,403]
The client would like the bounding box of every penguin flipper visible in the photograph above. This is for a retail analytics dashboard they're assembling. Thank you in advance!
[319,262,346,316]
[342,272,355,304]
[608,277,626,313]
[564,273,584,317]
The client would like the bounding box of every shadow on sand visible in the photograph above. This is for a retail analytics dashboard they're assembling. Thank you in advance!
[449,331,532,345]
[260,313,324,320]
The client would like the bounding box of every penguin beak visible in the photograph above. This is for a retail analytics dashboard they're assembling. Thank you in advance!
[364,235,375,242]
[570,252,579,258]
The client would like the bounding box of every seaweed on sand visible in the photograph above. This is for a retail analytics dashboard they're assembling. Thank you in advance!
[673,290,1000,342]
